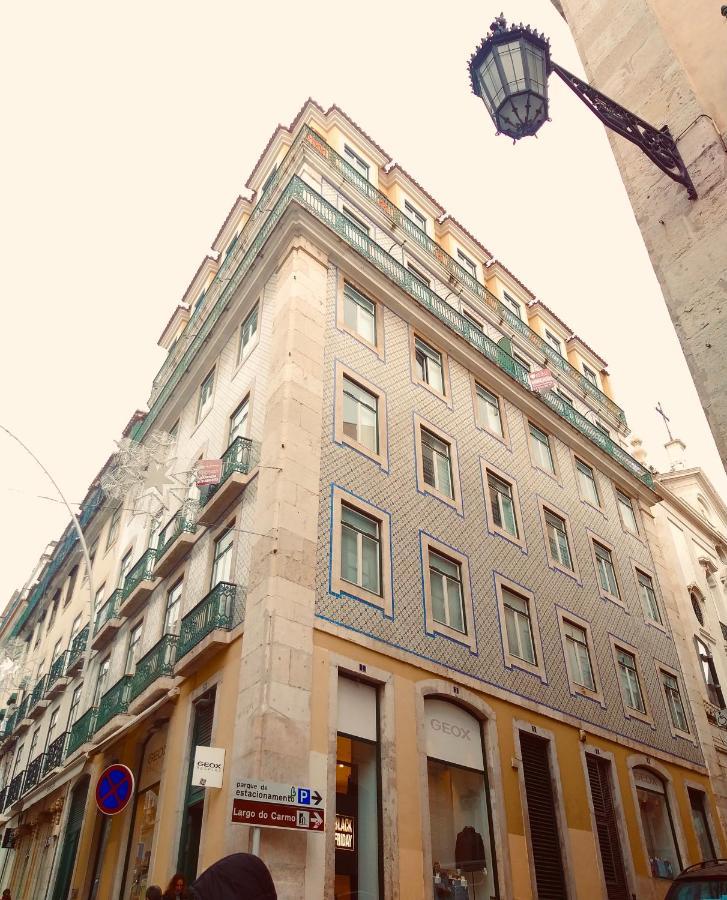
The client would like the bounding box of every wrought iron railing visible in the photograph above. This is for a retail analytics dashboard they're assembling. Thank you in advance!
[22,753,45,795]
[0,787,6,812]
[95,677,132,733]
[66,707,97,756]
[199,437,257,507]
[177,582,243,661]
[68,624,89,670]
[94,589,123,635]
[721,622,727,642]
[14,696,30,727]
[29,676,47,711]
[122,549,157,599]
[6,772,24,807]
[156,510,197,564]
[135,176,650,487]
[129,634,178,701]
[46,652,68,694]
[43,732,68,775]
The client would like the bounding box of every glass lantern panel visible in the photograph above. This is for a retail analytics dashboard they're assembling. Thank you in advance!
[524,44,547,95]
[478,54,504,110]
[495,41,527,93]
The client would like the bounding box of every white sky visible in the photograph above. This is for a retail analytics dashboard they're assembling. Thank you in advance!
[1,0,724,605]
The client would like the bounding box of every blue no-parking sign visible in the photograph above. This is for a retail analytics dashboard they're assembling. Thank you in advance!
[95,764,135,816]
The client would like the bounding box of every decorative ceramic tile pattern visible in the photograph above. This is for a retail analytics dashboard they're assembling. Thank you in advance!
[316,265,702,764]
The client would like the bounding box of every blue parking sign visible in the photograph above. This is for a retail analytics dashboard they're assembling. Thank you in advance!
[298,788,311,805]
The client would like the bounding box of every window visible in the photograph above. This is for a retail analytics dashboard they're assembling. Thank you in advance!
[462,310,483,332]
[238,304,259,363]
[563,619,596,691]
[501,291,521,318]
[29,727,40,762]
[582,364,598,386]
[70,614,82,639]
[168,420,179,444]
[164,580,183,635]
[341,504,381,596]
[575,458,600,507]
[119,549,133,589]
[475,383,504,438]
[661,670,689,733]
[407,262,431,287]
[502,587,536,664]
[51,638,62,664]
[67,685,82,727]
[513,351,531,372]
[544,509,574,572]
[45,707,60,751]
[429,551,465,634]
[192,290,206,316]
[615,489,639,534]
[697,639,725,708]
[211,527,234,588]
[125,622,143,674]
[633,768,681,879]
[487,471,519,538]
[404,199,426,230]
[342,283,376,346]
[89,539,99,570]
[545,330,562,354]
[229,397,249,445]
[94,583,106,613]
[637,570,662,624]
[65,565,79,607]
[342,205,370,235]
[106,506,121,550]
[421,428,453,499]
[93,657,111,706]
[528,423,555,474]
[691,590,704,626]
[594,421,610,437]
[593,540,620,599]
[342,377,379,454]
[197,368,215,421]
[343,144,370,179]
[688,788,717,862]
[414,337,444,394]
[616,648,646,713]
[456,249,477,278]
[556,389,574,407]
[260,164,278,196]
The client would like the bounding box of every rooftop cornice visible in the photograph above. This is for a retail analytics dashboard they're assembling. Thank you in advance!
[157,305,190,349]
[210,196,251,253]
[657,468,727,529]
[655,478,727,546]
[486,261,535,302]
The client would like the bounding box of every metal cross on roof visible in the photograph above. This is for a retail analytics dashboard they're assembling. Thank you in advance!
[655,401,673,441]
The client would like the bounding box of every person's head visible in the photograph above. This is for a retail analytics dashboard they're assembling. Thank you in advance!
[145,888,162,900]
[165,874,186,895]
[2,890,12,900]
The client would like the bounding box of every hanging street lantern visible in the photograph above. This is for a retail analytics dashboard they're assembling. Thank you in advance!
[467,14,697,198]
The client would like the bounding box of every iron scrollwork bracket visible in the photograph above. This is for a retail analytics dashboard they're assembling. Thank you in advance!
[551,62,697,199]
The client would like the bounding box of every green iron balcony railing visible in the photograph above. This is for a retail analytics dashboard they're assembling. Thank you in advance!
[129,634,178,701]
[95,677,132,733]
[3,710,18,738]
[46,652,68,694]
[14,696,30,728]
[199,437,257,507]
[156,511,197,565]
[6,772,24,807]
[67,624,89,670]
[0,787,6,812]
[22,753,45,795]
[66,707,97,756]
[94,589,123,635]
[122,549,157,600]
[177,582,244,661]
[135,175,650,487]
[29,676,47,711]
[43,731,68,775]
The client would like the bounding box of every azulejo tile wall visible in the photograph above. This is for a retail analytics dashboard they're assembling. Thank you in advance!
[315,265,702,765]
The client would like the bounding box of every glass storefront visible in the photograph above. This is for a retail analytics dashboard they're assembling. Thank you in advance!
[335,676,382,899]
[425,699,497,899]
[633,767,681,880]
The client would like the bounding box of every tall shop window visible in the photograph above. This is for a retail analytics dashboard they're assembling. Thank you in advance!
[633,767,681,879]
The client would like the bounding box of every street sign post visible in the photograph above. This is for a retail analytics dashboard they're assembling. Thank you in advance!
[95,764,135,816]
[232,779,325,833]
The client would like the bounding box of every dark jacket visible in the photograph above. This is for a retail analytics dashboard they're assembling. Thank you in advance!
[190,853,277,900]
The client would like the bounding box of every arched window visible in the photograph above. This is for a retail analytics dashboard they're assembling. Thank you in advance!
[697,638,725,708]
[424,698,498,898]
[633,767,681,879]
[691,590,704,626]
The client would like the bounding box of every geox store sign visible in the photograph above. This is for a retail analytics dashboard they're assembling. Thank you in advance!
[191,746,226,789]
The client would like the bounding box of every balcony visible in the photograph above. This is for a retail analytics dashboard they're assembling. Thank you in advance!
[0,712,16,742]
[128,634,178,715]
[92,589,123,651]
[197,437,257,526]
[42,732,68,777]
[119,549,159,618]
[0,787,5,813]
[45,652,69,700]
[175,582,244,677]
[66,707,98,758]
[94,676,133,740]
[22,753,45,796]
[14,696,31,735]
[6,772,24,809]
[704,700,727,730]
[153,510,199,578]
[28,676,49,719]
[66,624,89,676]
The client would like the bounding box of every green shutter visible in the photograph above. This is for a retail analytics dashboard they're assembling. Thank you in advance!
[50,776,90,900]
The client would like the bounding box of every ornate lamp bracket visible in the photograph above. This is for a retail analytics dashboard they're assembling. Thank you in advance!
[551,62,697,199]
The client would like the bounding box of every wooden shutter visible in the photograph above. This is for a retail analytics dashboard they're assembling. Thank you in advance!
[520,732,568,900]
[186,689,216,808]
[586,755,630,900]
[50,775,90,900]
